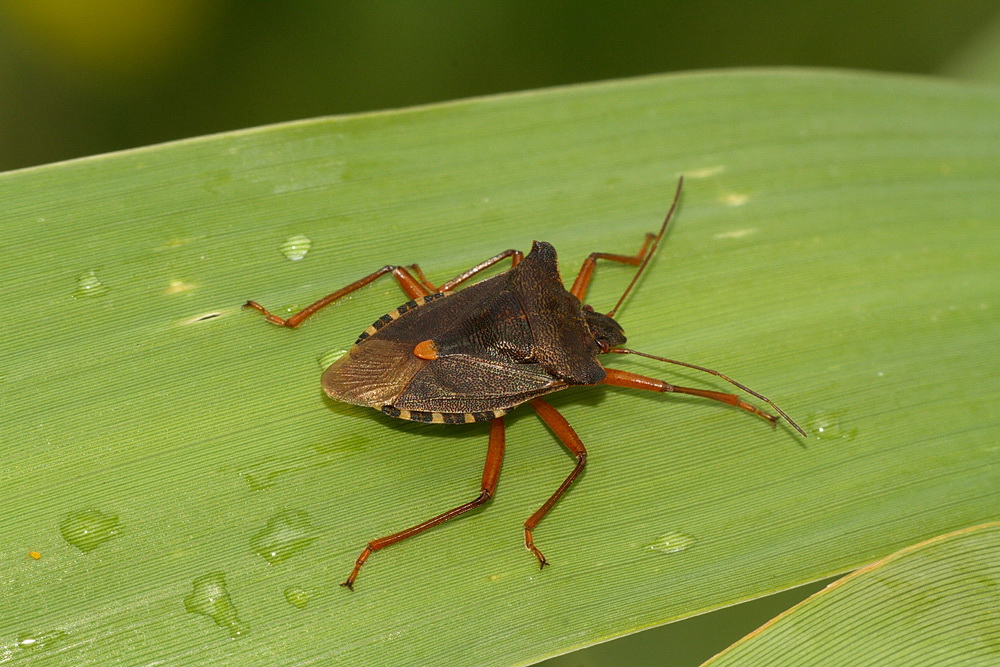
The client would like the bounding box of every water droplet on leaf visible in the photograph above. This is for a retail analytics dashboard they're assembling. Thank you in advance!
[280,234,312,261]
[60,510,121,552]
[644,531,696,554]
[806,411,857,441]
[73,270,108,298]
[284,587,312,608]
[318,348,347,370]
[250,510,316,564]
[184,572,247,638]
[17,630,66,651]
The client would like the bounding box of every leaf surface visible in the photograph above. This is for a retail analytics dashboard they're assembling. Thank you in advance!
[706,523,1000,665]
[1,69,998,665]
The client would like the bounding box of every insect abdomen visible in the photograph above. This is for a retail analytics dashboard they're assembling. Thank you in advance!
[355,293,449,345]
[380,406,511,424]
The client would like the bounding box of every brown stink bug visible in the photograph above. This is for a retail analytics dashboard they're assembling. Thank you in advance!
[244,177,805,589]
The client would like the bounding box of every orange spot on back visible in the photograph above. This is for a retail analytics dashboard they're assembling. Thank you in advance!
[413,339,438,360]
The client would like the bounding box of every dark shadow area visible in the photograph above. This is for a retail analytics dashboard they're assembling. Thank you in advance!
[1,1,998,170]
[541,576,838,667]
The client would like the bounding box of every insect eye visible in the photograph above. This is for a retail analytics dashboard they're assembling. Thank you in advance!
[582,304,595,312]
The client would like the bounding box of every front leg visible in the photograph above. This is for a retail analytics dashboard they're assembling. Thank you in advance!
[244,265,431,328]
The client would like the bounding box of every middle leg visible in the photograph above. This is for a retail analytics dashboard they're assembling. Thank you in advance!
[438,249,524,292]
[524,398,589,568]
[409,249,524,293]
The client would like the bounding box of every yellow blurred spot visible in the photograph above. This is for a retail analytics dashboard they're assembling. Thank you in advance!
[28,551,42,560]
[165,280,197,295]
[720,192,749,206]
[2,0,215,76]
[687,165,726,179]
[714,228,758,239]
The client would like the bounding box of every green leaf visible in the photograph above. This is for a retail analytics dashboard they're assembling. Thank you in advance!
[1,69,998,665]
[704,522,1000,665]
[940,11,1000,84]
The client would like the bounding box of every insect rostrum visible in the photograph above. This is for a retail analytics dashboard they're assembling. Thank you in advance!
[244,177,805,590]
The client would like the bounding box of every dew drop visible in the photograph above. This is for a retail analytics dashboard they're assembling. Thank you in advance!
[238,439,362,490]
[806,411,857,441]
[280,234,312,261]
[184,572,247,638]
[317,348,347,370]
[73,270,108,298]
[284,587,312,608]
[17,630,66,651]
[239,459,288,491]
[644,531,696,554]
[328,433,373,454]
[250,510,316,564]
[60,510,122,552]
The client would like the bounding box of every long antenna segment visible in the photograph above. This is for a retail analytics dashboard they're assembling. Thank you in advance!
[607,175,684,318]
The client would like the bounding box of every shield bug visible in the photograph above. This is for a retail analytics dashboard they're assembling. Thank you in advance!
[244,177,805,589]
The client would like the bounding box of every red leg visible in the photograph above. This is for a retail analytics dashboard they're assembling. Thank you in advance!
[573,177,684,314]
[524,398,588,568]
[341,417,506,590]
[601,368,778,426]
[569,233,657,302]
[438,249,523,292]
[244,265,431,328]
[406,263,439,293]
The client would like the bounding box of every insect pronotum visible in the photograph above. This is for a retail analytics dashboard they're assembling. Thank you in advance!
[244,176,805,589]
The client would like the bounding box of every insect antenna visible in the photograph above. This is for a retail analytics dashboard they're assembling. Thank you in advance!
[607,347,808,437]
[607,175,685,318]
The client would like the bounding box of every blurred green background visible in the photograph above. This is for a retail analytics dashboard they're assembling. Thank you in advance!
[1,2,997,665]
[1,0,999,172]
